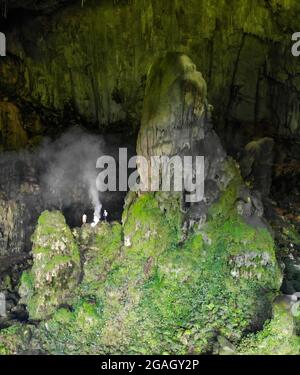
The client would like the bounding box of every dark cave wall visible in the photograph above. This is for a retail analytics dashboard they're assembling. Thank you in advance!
[1,0,300,149]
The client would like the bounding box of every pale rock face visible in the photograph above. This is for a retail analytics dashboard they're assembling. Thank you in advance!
[137,53,207,158]
[0,197,26,256]
[136,53,240,225]
[136,53,223,212]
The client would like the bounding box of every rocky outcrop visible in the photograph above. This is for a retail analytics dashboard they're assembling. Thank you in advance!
[0,102,28,151]
[19,211,81,320]
[1,0,300,149]
[0,152,43,256]
[237,299,300,355]
[136,53,271,229]
[239,137,274,197]
[0,54,285,355]
[0,197,26,257]
[0,1,298,355]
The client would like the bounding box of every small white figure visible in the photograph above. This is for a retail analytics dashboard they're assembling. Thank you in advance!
[103,210,108,222]
[82,214,87,225]
[124,236,131,247]
[91,214,100,228]
[0,293,6,317]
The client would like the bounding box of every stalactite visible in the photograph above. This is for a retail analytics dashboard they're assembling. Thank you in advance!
[1,0,7,18]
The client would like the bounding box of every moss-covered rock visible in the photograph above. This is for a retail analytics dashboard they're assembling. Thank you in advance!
[27,193,183,354]
[19,211,81,320]
[237,301,300,355]
[0,196,26,257]
[2,54,284,355]
[74,221,123,298]
[20,182,281,354]
[0,324,32,355]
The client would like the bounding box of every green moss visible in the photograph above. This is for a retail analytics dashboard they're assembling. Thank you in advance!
[75,221,123,298]
[19,211,81,320]
[237,303,300,355]
[282,225,300,247]
[0,324,31,355]
[208,158,243,220]
[33,184,280,354]
[19,270,34,295]
[124,193,180,244]
[119,205,280,354]
[9,161,282,355]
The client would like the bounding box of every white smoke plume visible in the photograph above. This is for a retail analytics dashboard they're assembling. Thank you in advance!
[38,127,105,221]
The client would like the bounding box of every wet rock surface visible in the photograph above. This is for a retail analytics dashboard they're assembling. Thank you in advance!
[0,128,136,257]
[239,137,274,197]
[0,0,299,355]
[19,210,81,320]
[1,0,300,153]
[0,55,286,355]
[137,53,269,231]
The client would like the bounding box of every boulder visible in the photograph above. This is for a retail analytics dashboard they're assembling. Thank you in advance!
[239,137,274,197]
[19,211,81,320]
[237,301,300,355]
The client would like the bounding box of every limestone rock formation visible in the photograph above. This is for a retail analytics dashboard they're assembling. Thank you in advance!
[237,300,300,355]
[73,221,122,291]
[0,0,299,355]
[19,211,81,320]
[0,102,28,151]
[239,137,274,197]
[0,196,26,257]
[1,0,300,148]
[0,152,44,257]
[137,53,225,224]
[0,54,285,355]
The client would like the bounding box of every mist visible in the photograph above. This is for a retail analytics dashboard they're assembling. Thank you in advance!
[0,126,135,228]
[38,127,105,223]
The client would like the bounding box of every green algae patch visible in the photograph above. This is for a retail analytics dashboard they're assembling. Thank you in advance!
[11,179,283,354]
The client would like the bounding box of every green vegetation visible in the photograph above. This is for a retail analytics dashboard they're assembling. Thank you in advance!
[0,324,32,355]
[0,168,284,354]
[19,211,81,320]
[237,302,300,355]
